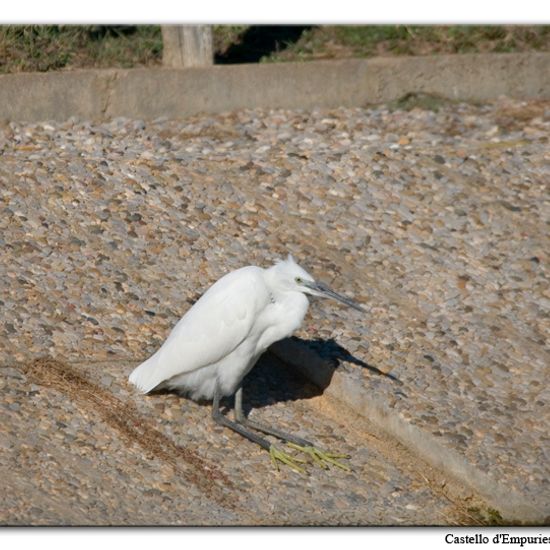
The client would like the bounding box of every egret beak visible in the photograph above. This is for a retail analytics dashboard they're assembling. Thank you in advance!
[305,281,365,312]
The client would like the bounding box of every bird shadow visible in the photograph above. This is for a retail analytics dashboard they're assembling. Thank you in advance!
[154,336,403,417]
[299,337,403,384]
[225,337,404,418]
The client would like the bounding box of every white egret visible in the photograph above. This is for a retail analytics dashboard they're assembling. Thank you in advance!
[129,254,364,472]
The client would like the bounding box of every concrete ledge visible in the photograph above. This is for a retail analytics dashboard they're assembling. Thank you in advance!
[270,339,547,524]
[1,52,549,122]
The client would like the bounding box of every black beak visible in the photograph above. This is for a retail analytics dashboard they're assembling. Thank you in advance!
[305,281,365,312]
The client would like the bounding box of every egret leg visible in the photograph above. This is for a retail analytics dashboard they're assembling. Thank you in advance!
[233,386,351,472]
[211,386,307,474]
[234,386,312,447]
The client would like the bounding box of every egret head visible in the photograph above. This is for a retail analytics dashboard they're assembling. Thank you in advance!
[272,255,365,312]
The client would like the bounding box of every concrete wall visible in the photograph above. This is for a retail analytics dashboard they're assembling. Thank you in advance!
[1,52,549,122]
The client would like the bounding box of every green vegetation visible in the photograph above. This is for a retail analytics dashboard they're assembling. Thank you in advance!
[0,25,549,73]
[0,25,162,72]
[266,25,550,62]
[387,92,457,113]
[467,506,507,526]
[212,25,248,55]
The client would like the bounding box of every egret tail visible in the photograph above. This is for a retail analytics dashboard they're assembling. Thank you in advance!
[128,353,163,394]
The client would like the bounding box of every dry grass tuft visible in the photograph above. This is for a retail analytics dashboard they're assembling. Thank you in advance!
[23,357,237,510]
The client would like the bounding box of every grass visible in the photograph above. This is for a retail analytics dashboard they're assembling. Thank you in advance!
[0,25,549,73]
[466,506,507,526]
[23,357,235,503]
[387,92,458,113]
[0,25,162,72]
[212,25,248,55]
[266,25,550,62]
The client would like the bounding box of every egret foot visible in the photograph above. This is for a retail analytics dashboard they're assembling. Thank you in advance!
[287,442,351,471]
[269,444,308,474]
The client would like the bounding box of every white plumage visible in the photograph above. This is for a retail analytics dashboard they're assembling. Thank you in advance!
[129,255,314,399]
[129,254,364,472]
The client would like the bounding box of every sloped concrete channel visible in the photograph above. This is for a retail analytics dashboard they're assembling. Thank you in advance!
[1,356,482,525]
[0,69,548,523]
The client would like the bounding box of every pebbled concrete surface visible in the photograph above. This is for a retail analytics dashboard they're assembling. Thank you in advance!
[1,98,548,523]
[1,356,482,525]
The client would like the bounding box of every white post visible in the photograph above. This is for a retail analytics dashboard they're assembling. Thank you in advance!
[161,25,214,68]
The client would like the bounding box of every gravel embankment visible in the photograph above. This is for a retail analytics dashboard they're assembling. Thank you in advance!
[1,97,548,523]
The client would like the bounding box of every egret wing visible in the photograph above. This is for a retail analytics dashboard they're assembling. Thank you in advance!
[129,267,269,393]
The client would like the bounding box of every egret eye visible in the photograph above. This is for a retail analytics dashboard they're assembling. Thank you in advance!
[295,277,303,284]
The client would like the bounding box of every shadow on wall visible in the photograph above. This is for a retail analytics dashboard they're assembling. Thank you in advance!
[215,25,312,64]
